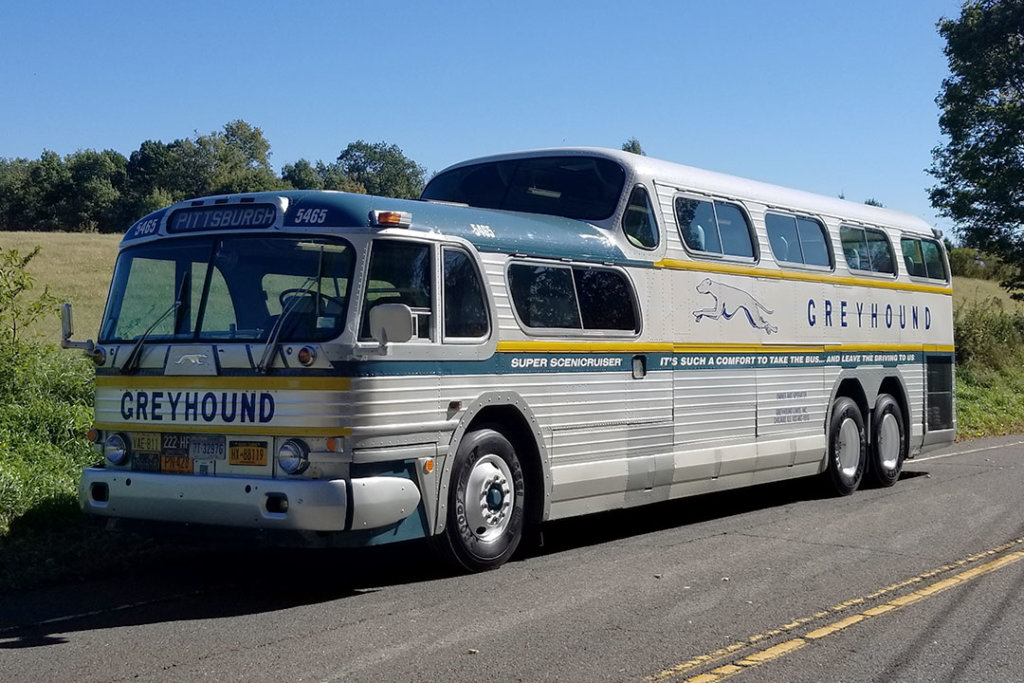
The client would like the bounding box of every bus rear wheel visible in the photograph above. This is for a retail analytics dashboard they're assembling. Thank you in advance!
[866,394,906,488]
[440,428,525,572]
[824,397,866,496]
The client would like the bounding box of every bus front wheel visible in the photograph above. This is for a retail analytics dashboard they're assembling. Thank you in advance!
[440,428,525,572]
[824,397,866,496]
[866,394,906,488]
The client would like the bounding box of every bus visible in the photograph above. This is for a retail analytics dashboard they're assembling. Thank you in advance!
[64,147,955,571]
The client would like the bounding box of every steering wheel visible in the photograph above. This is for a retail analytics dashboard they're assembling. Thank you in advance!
[278,288,345,313]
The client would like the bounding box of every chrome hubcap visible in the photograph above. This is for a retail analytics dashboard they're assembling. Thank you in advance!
[465,454,514,542]
[877,413,900,471]
[836,417,861,482]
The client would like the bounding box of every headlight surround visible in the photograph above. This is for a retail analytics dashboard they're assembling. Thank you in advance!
[277,439,309,475]
[104,433,130,466]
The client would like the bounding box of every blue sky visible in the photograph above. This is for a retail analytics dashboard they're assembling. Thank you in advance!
[0,1,963,231]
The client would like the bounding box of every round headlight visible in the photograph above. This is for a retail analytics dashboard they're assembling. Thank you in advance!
[277,439,309,475]
[104,433,130,466]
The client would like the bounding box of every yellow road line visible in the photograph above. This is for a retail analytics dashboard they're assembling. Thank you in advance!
[648,537,1024,682]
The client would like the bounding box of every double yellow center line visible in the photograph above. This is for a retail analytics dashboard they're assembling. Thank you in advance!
[648,537,1024,682]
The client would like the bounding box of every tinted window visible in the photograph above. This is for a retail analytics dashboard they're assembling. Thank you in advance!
[622,185,659,249]
[508,264,580,329]
[841,226,896,274]
[675,197,754,258]
[901,237,948,281]
[422,156,626,221]
[574,267,638,331]
[508,263,639,332]
[443,249,489,338]
[765,212,831,267]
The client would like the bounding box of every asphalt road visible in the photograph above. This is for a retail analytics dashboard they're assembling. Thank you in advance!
[3,435,1024,682]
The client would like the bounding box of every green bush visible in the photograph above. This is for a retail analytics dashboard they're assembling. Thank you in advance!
[948,248,1019,283]
[0,246,96,534]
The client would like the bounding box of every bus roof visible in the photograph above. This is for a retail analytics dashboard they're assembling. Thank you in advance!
[122,189,629,263]
[430,147,938,235]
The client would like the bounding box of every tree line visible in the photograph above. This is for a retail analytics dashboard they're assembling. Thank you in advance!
[0,120,427,233]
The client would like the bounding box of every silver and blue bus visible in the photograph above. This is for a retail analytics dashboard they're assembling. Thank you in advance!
[64,148,956,571]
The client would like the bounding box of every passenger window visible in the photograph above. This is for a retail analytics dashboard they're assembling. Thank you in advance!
[901,237,948,281]
[360,240,433,340]
[675,197,754,258]
[765,212,831,267]
[508,264,581,329]
[622,185,659,249]
[507,262,640,333]
[574,267,639,331]
[841,226,895,275]
[443,248,489,339]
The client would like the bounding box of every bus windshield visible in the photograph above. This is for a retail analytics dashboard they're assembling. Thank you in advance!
[99,236,355,344]
[421,156,626,221]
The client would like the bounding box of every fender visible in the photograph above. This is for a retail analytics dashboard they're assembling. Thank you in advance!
[431,391,550,536]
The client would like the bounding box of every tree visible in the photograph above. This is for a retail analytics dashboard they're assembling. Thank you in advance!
[929,0,1024,291]
[336,141,425,199]
[863,198,885,207]
[622,138,645,155]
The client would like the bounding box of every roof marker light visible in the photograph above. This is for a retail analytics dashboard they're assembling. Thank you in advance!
[370,210,412,228]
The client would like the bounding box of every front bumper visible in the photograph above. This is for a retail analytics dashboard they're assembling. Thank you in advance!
[79,468,421,532]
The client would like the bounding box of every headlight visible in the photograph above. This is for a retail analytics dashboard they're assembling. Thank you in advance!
[277,439,309,475]
[104,433,130,466]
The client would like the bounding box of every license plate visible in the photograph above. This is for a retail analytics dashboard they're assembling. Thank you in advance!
[161,455,193,474]
[132,432,161,453]
[161,433,191,456]
[229,441,267,466]
[189,435,226,460]
[132,452,161,472]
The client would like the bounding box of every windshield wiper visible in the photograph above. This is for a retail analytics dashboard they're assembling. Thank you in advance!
[120,273,189,374]
[257,277,317,375]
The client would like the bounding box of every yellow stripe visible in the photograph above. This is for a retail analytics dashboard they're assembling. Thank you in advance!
[95,376,351,391]
[94,422,351,437]
[497,341,955,355]
[654,258,954,296]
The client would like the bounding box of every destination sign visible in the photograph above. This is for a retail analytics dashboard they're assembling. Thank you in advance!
[167,204,276,233]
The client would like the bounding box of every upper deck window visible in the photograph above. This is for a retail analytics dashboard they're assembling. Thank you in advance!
[841,226,896,275]
[900,236,949,281]
[765,213,832,268]
[421,156,626,221]
[675,197,755,259]
[622,185,660,249]
[100,236,355,344]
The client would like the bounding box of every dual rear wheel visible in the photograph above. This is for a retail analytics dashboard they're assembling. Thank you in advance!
[824,394,906,496]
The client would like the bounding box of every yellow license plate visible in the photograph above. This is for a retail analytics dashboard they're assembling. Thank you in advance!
[132,432,161,453]
[229,441,267,466]
[161,455,193,474]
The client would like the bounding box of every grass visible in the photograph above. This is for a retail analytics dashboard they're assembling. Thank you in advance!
[0,231,120,343]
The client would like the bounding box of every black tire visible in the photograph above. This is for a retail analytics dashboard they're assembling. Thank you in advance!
[866,394,906,488]
[439,428,525,572]
[823,397,866,496]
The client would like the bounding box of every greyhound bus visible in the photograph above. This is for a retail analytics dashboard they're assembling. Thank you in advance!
[63,148,955,571]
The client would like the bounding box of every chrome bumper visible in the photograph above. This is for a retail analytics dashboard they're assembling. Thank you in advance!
[79,468,421,532]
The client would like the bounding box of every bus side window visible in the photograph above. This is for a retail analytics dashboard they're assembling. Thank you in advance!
[508,264,581,329]
[622,185,659,249]
[360,240,433,340]
[443,248,489,339]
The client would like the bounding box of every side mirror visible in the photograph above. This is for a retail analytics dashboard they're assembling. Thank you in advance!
[368,303,414,347]
[60,302,95,352]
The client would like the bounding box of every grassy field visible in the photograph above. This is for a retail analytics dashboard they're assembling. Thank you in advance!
[1,231,120,343]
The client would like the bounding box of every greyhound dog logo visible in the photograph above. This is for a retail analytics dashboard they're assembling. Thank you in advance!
[175,353,209,365]
[693,278,777,335]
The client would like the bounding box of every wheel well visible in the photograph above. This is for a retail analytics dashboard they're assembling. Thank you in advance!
[834,378,869,421]
[468,406,544,526]
[877,376,910,435]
